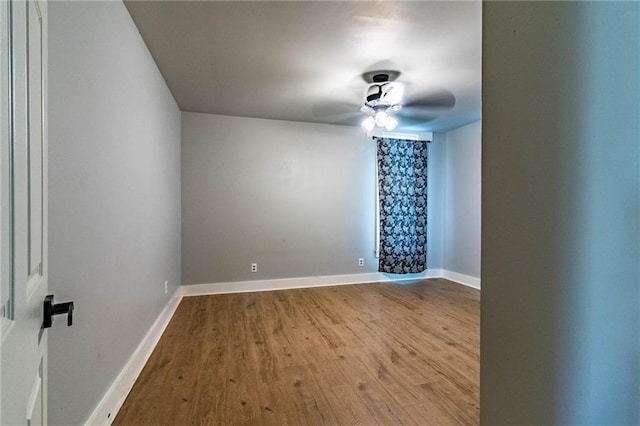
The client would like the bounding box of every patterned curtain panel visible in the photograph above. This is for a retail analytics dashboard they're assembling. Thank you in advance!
[376,137,428,274]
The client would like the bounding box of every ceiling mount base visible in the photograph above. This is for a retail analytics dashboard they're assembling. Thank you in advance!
[362,70,401,84]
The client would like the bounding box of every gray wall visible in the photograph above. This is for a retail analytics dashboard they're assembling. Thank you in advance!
[181,113,375,284]
[482,2,639,424]
[48,2,181,425]
[427,133,445,270]
[181,112,445,285]
[443,121,481,278]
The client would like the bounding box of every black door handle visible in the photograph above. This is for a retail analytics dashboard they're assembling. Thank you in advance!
[43,295,74,328]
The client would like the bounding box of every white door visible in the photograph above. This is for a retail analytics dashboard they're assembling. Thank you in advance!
[1,1,58,424]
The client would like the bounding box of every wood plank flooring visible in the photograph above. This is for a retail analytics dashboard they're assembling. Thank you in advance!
[114,279,480,425]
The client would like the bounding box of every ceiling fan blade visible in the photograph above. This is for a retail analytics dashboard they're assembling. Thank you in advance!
[311,100,360,118]
[310,100,363,126]
[403,87,456,110]
[393,87,456,124]
[399,105,449,119]
[395,115,439,129]
[333,115,367,127]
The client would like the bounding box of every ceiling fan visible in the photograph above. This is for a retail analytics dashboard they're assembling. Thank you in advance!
[359,71,405,131]
[311,65,457,131]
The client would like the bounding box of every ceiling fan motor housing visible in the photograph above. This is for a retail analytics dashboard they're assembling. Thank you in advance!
[365,81,403,108]
[372,73,390,83]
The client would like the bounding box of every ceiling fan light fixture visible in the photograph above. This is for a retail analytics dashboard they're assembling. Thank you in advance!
[375,110,389,127]
[362,116,376,132]
[360,105,375,115]
[384,116,398,131]
[361,106,400,131]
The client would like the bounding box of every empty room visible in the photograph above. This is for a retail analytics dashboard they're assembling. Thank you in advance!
[2,1,639,426]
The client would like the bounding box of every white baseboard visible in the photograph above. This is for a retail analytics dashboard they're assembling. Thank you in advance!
[180,269,444,297]
[84,289,182,426]
[441,270,481,290]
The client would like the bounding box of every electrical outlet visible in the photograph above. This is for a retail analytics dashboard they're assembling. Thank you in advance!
[164,281,168,294]
[251,263,258,273]
[358,258,364,267]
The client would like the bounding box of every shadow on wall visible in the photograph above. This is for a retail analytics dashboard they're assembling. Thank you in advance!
[482,2,639,425]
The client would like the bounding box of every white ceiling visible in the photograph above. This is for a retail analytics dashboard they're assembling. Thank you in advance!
[124,1,481,133]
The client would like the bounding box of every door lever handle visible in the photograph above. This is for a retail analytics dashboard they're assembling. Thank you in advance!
[43,295,74,328]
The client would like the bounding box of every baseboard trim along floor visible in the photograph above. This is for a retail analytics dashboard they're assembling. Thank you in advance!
[85,290,182,425]
[85,269,479,425]
[180,269,445,297]
[440,270,481,290]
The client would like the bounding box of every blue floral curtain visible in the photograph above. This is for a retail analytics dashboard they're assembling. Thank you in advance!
[376,137,428,274]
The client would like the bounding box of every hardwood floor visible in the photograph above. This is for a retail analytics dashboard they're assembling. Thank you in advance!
[114,279,480,425]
